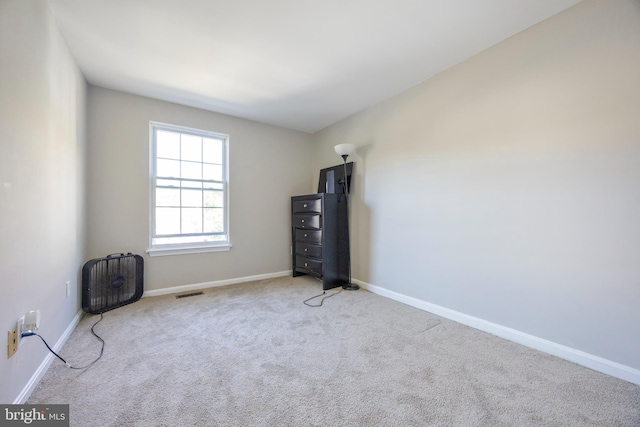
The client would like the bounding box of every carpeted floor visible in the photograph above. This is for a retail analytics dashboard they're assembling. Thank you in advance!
[28,276,640,426]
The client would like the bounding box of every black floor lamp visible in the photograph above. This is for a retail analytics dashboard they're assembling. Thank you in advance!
[334,143,359,291]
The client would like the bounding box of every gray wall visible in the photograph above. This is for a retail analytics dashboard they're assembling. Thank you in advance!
[3,0,638,404]
[0,0,87,403]
[87,87,313,291]
[313,0,640,370]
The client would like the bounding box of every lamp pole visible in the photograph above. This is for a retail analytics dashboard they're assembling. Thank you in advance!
[334,144,359,291]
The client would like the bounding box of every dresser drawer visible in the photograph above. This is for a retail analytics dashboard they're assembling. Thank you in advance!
[296,242,322,258]
[295,256,322,276]
[295,229,322,244]
[293,214,320,230]
[292,198,321,213]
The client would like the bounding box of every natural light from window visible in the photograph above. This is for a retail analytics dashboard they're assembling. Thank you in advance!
[148,122,230,256]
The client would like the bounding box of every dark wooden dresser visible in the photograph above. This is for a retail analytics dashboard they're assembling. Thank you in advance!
[291,193,348,290]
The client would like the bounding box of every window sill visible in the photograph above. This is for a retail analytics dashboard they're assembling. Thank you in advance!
[146,244,232,257]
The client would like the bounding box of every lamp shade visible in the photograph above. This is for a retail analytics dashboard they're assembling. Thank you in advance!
[334,143,355,157]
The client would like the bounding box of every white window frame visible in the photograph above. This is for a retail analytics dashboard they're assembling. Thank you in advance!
[147,121,231,257]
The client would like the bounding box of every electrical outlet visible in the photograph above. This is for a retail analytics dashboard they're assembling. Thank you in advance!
[66,281,71,299]
[17,316,25,346]
[7,322,19,358]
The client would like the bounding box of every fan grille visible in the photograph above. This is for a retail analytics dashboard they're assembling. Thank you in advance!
[82,253,144,314]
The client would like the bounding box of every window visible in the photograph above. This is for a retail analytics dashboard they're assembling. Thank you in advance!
[148,122,230,256]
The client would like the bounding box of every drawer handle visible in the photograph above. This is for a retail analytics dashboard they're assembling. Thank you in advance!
[303,203,308,208]
[304,248,308,251]
[304,262,308,267]
[301,219,305,222]
[304,233,308,237]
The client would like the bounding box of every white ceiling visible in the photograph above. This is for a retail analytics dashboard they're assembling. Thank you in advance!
[47,0,582,133]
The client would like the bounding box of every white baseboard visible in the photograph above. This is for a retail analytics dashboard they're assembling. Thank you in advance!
[142,270,292,298]
[13,310,84,404]
[354,279,640,386]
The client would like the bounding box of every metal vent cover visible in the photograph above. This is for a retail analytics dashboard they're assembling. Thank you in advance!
[176,291,203,299]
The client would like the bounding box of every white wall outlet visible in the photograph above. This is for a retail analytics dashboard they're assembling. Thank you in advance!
[17,316,24,346]
[66,281,71,298]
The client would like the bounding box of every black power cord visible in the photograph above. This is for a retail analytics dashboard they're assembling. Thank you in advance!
[303,288,342,307]
[22,313,105,370]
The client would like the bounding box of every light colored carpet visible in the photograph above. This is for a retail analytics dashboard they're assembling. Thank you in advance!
[28,276,639,426]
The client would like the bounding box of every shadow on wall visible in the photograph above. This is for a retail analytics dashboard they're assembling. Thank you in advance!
[352,142,374,284]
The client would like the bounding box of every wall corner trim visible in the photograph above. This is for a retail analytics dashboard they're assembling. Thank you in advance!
[354,279,640,386]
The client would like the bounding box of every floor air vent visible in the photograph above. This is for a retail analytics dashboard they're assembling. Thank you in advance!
[82,253,143,314]
[176,291,204,299]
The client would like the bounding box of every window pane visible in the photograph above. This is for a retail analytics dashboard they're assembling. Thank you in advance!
[156,188,180,207]
[181,134,202,162]
[203,164,222,181]
[156,207,180,235]
[157,131,180,159]
[204,208,224,233]
[151,123,229,247]
[182,208,202,234]
[181,161,202,180]
[157,159,180,178]
[182,189,202,207]
[203,137,223,164]
[204,190,224,208]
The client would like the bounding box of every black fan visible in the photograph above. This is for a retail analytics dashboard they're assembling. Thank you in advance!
[82,253,144,314]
